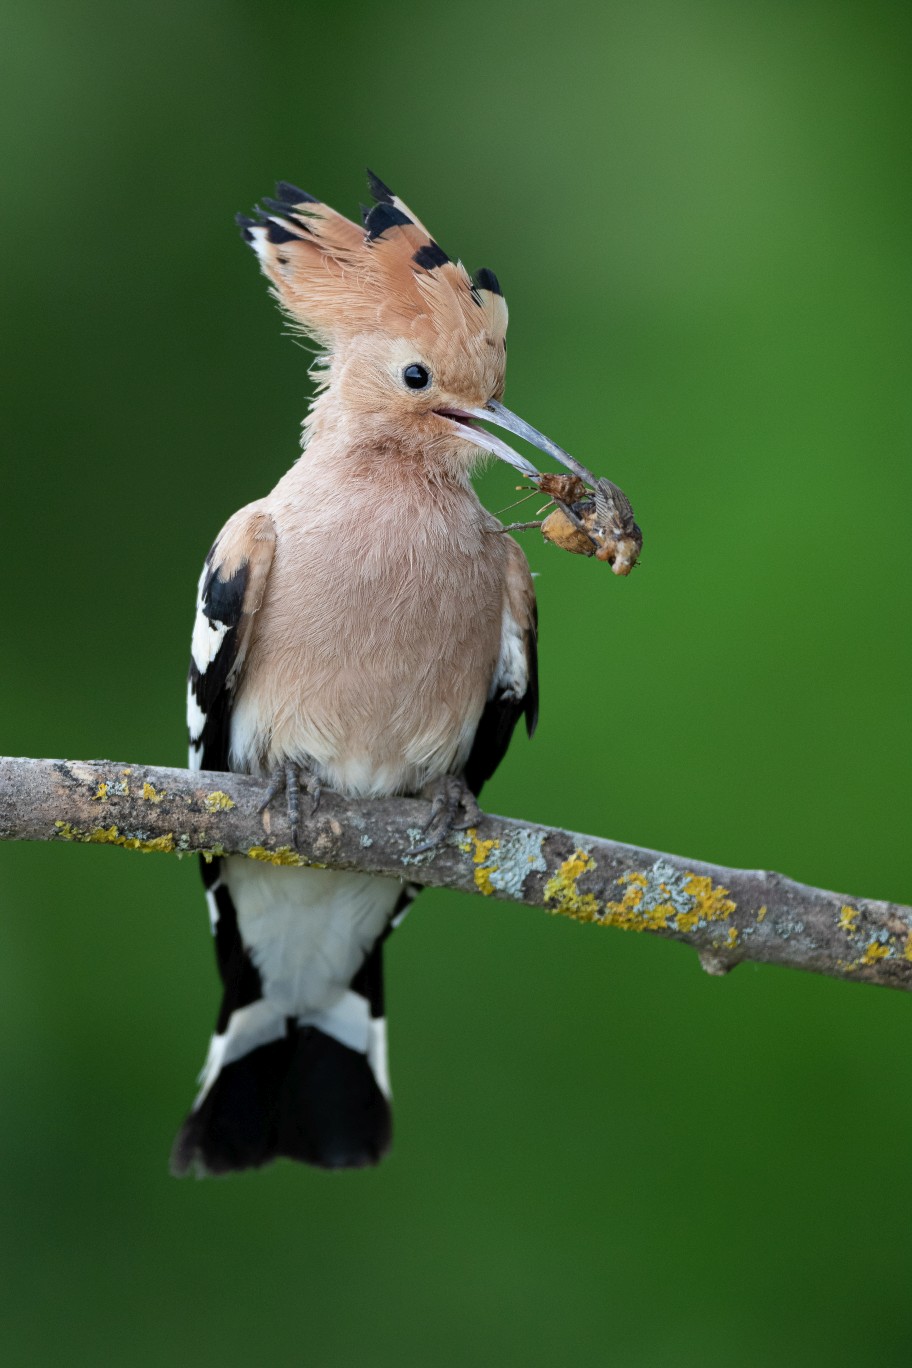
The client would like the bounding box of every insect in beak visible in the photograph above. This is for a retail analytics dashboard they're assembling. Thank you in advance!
[436,400,642,574]
[437,398,600,485]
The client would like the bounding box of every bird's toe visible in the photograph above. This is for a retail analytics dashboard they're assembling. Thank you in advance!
[415,775,484,850]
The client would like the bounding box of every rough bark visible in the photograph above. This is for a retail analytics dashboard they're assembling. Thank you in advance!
[0,756,909,992]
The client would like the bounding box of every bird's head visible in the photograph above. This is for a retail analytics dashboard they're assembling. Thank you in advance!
[239,173,586,482]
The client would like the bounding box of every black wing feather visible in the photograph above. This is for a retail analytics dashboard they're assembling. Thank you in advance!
[188,554,250,773]
[463,605,538,798]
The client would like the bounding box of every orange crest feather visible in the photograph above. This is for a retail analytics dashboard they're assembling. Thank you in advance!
[237,173,508,354]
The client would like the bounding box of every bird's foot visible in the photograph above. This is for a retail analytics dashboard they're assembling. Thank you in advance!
[412,775,483,854]
[258,760,322,850]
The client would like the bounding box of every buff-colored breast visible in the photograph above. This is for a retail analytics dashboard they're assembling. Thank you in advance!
[229,448,509,797]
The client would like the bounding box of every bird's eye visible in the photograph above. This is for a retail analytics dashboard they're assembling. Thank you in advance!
[403,363,431,390]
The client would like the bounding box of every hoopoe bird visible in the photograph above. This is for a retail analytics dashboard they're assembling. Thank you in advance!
[172,173,585,1176]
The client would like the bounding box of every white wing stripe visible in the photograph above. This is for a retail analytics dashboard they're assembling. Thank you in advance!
[492,602,528,701]
[194,1000,287,1105]
[368,1017,391,1099]
[191,613,230,674]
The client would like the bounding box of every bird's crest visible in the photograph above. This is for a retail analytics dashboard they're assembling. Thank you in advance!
[237,172,508,352]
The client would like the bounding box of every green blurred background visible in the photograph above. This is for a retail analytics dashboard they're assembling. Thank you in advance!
[1,1,910,1364]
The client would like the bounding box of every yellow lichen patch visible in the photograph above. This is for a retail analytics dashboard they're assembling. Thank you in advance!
[600,867,736,938]
[474,865,495,896]
[544,850,600,923]
[675,910,700,933]
[120,832,175,853]
[461,828,500,896]
[757,905,768,923]
[726,927,740,949]
[838,905,859,935]
[683,874,736,922]
[204,790,236,813]
[860,941,891,966]
[92,782,108,802]
[53,820,174,854]
[470,864,492,897]
[603,878,674,933]
[84,824,122,845]
[904,934,912,964]
[247,845,305,867]
[142,782,166,804]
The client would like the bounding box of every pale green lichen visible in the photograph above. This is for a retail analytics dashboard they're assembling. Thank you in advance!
[488,828,548,897]
[401,829,439,865]
[460,827,547,898]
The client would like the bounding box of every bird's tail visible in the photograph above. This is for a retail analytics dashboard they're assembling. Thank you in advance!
[171,856,397,1177]
[171,1015,392,1176]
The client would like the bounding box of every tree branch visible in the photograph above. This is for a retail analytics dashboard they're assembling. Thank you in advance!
[1,756,909,992]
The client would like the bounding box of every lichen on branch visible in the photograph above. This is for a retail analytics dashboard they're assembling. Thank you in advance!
[0,756,909,993]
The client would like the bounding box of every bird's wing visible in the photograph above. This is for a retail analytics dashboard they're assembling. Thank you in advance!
[463,535,539,796]
[187,502,276,773]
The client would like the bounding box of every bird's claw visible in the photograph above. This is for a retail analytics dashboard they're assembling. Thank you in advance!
[258,760,322,849]
[412,776,483,854]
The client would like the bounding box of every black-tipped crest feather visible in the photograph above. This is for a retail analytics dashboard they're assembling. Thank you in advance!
[265,220,304,245]
[366,169,395,204]
[236,212,256,242]
[473,267,503,296]
[275,181,317,205]
[364,201,413,241]
[413,241,450,270]
[262,198,314,229]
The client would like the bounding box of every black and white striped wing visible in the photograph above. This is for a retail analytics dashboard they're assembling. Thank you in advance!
[185,502,276,1023]
[187,503,276,774]
[464,536,539,796]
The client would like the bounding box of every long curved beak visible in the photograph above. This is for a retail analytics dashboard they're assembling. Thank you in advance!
[440,399,599,486]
